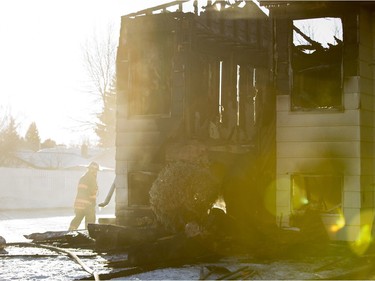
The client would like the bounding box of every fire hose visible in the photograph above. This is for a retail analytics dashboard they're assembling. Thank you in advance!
[98,181,115,208]
[6,242,99,281]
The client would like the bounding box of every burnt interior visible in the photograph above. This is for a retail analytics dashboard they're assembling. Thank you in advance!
[116,0,366,229]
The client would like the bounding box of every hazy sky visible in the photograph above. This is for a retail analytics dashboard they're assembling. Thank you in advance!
[0,0,170,146]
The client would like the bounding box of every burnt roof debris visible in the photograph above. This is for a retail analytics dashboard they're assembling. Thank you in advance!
[259,1,375,19]
[124,0,268,20]
[121,2,270,67]
[124,0,191,18]
[293,25,323,52]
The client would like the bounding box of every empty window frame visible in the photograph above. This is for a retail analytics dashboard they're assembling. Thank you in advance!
[218,62,256,142]
[191,55,220,138]
[128,33,173,117]
[291,17,343,111]
[128,171,157,206]
[291,174,343,213]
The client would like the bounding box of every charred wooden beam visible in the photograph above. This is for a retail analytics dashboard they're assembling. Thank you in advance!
[126,233,221,267]
[87,223,169,251]
[24,230,72,242]
[124,0,190,18]
[23,230,95,248]
[293,25,323,51]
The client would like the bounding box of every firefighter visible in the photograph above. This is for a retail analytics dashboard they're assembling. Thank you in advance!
[68,161,99,231]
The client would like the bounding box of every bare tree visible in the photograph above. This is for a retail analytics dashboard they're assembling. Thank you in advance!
[293,17,343,51]
[83,24,117,103]
[81,24,117,147]
[293,19,318,54]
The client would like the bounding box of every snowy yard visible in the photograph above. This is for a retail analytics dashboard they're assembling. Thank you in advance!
[1,209,375,280]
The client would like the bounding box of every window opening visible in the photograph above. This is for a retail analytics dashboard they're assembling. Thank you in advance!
[128,171,157,206]
[213,60,256,142]
[291,174,342,214]
[128,33,173,117]
[292,17,343,111]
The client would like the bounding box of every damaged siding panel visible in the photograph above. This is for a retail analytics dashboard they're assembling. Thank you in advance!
[271,1,375,241]
[274,18,291,96]
[116,118,180,132]
[277,126,360,142]
[277,142,360,159]
[361,176,375,210]
[358,7,375,224]
[116,146,162,162]
[116,13,185,220]
[276,109,360,127]
[122,15,180,118]
[276,174,291,227]
[115,160,127,179]
[343,12,359,77]
[277,158,361,177]
[360,110,375,132]
[344,93,361,110]
[359,60,373,80]
[360,126,375,144]
[276,101,362,241]
[126,37,173,117]
[358,77,374,96]
[116,132,163,146]
[115,189,128,208]
[361,158,375,176]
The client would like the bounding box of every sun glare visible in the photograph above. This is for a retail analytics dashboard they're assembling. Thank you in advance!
[0,0,171,145]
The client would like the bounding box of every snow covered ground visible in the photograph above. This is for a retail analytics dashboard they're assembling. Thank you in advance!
[0,208,115,243]
[0,208,369,280]
[0,208,205,280]
[0,208,116,280]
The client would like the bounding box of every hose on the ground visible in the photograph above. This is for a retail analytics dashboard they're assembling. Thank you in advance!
[6,242,99,281]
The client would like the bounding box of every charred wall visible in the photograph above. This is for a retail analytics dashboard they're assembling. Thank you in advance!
[116,14,188,225]
[115,2,276,228]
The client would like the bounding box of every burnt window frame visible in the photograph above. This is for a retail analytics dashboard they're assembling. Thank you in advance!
[128,171,158,207]
[214,59,257,143]
[190,53,221,138]
[290,17,344,112]
[290,173,343,214]
[127,31,175,118]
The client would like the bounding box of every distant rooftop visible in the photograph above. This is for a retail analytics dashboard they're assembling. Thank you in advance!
[15,146,115,170]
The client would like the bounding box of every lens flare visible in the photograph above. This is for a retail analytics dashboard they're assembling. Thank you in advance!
[350,224,372,256]
[329,213,345,233]
[347,210,375,256]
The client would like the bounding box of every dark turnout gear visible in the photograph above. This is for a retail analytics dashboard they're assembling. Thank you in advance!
[73,173,98,210]
[69,162,99,231]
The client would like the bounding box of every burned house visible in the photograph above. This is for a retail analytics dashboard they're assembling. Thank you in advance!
[265,1,375,242]
[114,0,375,242]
